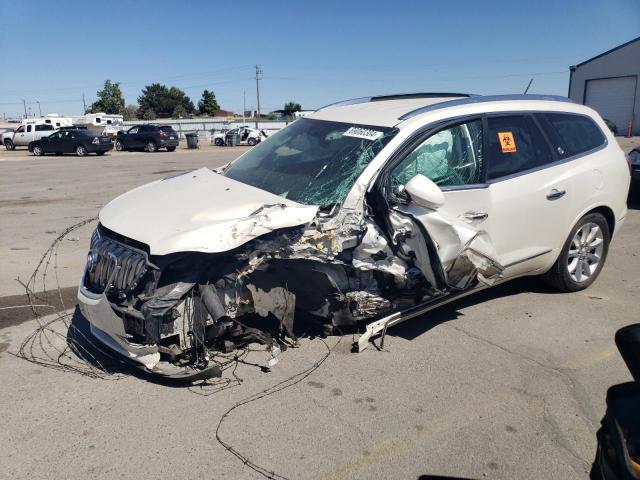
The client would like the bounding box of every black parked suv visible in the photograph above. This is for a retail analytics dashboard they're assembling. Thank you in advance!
[115,124,179,152]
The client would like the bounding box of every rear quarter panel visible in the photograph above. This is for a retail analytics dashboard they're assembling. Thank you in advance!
[565,124,629,243]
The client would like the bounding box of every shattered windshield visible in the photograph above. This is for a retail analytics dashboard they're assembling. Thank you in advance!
[224,118,397,207]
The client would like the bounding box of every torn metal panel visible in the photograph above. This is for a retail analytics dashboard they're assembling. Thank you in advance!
[352,223,409,281]
[393,204,504,288]
[246,284,296,338]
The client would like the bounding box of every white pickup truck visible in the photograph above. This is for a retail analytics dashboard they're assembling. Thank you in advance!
[2,121,58,150]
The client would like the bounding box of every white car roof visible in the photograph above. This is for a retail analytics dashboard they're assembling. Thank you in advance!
[308,94,585,129]
[310,94,470,127]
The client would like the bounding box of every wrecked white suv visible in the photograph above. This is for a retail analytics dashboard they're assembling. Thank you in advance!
[77,93,630,380]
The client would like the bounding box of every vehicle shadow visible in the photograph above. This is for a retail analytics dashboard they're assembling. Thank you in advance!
[389,276,552,342]
[417,476,476,480]
[67,307,202,387]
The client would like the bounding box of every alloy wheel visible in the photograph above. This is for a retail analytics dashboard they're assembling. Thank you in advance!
[567,222,604,283]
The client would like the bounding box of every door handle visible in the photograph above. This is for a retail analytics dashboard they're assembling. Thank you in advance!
[546,189,566,200]
[460,211,488,221]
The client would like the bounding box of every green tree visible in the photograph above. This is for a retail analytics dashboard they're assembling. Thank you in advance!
[122,104,138,121]
[173,104,187,118]
[198,89,220,116]
[137,83,194,118]
[88,80,125,114]
[141,108,156,120]
[283,101,302,118]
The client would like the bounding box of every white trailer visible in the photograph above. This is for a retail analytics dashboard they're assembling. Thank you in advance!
[73,113,124,137]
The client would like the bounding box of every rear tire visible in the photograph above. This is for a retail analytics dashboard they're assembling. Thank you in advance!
[76,145,88,157]
[4,139,15,150]
[214,138,224,146]
[166,146,176,152]
[247,138,257,146]
[146,141,157,153]
[115,139,124,151]
[544,212,610,292]
[32,145,44,156]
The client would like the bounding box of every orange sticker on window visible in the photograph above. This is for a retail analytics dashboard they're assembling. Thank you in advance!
[498,131,517,153]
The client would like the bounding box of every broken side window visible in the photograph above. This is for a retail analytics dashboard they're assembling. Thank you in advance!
[224,118,397,207]
[390,119,484,191]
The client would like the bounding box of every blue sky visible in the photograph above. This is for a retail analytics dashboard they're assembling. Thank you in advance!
[1,0,639,118]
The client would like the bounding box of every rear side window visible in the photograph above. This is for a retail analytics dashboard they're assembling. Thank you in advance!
[35,124,54,131]
[27,125,32,132]
[539,113,606,158]
[486,115,554,180]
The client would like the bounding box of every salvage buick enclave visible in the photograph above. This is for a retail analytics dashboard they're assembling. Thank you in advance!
[77,93,630,380]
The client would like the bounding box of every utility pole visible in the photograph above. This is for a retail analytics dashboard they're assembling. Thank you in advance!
[21,99,26,118]
[36,101,42,117]
[255,64,262,129]
[242,89,246,124]
[82,93,87,113]
[28,106,31,117]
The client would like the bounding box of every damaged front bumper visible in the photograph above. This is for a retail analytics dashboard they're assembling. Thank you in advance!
[77,285,222,381]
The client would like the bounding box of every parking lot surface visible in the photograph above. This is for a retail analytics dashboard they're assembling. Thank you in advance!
[0,141,639,479]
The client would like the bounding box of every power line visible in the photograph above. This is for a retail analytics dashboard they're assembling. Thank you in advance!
[0,65,255,96]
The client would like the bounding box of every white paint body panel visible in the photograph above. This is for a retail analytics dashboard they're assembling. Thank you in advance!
[99,167,318,255]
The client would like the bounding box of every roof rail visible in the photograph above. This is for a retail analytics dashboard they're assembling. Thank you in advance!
[398,94,574,120]
[317,92,474,111]
[370,92,473,102]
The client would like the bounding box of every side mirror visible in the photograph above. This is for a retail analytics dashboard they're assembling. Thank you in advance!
[404,174,445,209]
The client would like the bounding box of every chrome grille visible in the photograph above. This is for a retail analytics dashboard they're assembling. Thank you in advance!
[85,229,148,295]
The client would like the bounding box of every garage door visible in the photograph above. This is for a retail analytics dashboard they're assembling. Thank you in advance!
[585,76,636,134]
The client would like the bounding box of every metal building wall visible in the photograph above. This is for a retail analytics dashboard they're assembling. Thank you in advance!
[569,38,640,135]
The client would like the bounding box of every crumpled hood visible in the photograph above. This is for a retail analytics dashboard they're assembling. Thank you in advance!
[99,167,319,255]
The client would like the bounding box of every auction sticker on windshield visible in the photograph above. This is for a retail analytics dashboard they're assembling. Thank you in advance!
[343,127,384,141]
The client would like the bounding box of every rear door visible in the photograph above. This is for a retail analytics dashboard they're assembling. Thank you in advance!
[385,112,574,284]
[139,125,154,146]
[481,113,575,275]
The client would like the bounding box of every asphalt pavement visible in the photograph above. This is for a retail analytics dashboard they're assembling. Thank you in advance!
[1,141,639,479]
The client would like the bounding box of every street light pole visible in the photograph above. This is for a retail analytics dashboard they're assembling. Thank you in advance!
[36,101,42,117]
[21,99,27,118]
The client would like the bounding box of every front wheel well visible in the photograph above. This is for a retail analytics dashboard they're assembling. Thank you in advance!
[586,206,616,236]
